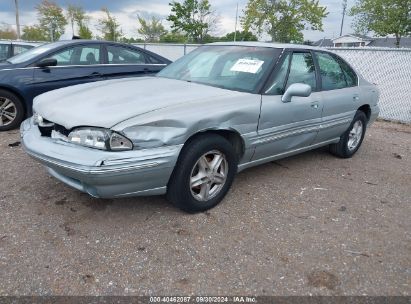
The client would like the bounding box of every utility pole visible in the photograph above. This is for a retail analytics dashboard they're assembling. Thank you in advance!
[14,0,21,40]
[339,0,347,37]
[234,3,239,41]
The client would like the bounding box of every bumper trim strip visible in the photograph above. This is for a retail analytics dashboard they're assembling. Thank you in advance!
[23,144,160,175]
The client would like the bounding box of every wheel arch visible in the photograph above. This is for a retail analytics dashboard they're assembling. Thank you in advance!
[0,85,27,116]
[183,128,246,160]
[357,104,371,121]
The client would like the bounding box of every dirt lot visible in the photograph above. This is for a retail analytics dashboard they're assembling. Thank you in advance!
[0,121,410,296]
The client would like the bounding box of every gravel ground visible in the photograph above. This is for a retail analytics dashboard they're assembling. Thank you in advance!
[0,121,410,296]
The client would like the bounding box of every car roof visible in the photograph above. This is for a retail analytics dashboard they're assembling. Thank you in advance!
[208,41,332,52]
[49,39,140,47]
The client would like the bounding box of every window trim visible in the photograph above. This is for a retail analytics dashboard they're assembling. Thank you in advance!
[32,43,103,67]
[313,50,359,91]
[261,49,290,96]
[314,51,348,91]
[331,53,359,87]
[262,49,319,96]
[103,43,151,65]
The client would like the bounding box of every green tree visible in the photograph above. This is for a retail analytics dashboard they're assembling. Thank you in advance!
[242,0,328,43]
[66,5,93,38]
[78,24,93,39]
[138,16,167,42]
[21,25,48,41]
[350,0,411,47]
[119,37,145,43]
[98,8,122,41]
[66,5,77,35]
[0,24,17,40]
[167,0,218,43]
[36,0,67,41]
[221,30,258,41]
[160,31,188,43]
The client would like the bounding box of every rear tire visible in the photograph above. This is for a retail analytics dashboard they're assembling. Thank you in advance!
[0,89,25,131]
[329,111,367,158]
[167,134,238,213]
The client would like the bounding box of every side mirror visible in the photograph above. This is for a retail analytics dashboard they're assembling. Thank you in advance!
[281,83,312,103]
[36,58,57,68]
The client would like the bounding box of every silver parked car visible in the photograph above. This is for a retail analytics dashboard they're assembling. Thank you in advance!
[21,42,380,212]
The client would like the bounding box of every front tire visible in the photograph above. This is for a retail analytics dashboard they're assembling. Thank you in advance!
[329,111,367,158]
[167,134,238,213]
[0,90,25,131]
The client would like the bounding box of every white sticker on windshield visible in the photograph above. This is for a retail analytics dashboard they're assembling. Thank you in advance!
[230,59,264,74]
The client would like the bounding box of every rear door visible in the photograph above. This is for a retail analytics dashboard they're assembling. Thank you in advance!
[102,44,167,79]
[31,43,106,97]
[254,50,323,160]
[312,51,359,143]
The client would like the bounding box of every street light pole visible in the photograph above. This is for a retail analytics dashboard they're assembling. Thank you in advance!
[339,0,347,37]
[234,2,239,41]
[14,0,21,40]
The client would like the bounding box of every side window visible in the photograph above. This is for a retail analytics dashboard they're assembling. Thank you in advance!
[286,52,317,90]
[14,45,33,56]
[265,53,290,95]
[107,45,147,64]
[336,56,358,87]
[50,45,100,66]
[147,55,162,64]
[0,44,10,61]
[316,52,347,90]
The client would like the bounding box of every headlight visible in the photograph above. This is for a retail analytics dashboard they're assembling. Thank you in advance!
[33,112,40,125]
[33,112,54,127]
[68,128,133,151]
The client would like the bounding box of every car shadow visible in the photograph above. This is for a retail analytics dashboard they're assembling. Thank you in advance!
[61,146,334,216]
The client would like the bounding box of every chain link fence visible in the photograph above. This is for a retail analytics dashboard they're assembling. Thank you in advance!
[134,43,199,61]
[330,47,411,123]
[134,43,411,123]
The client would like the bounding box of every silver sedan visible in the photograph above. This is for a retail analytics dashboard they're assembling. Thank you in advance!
[21,42,380,212]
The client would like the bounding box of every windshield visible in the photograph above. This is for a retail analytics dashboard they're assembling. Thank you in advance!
[8,43,53,64]
[157,45,282,93]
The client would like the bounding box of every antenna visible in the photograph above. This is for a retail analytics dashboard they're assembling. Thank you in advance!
[340,0,347,37]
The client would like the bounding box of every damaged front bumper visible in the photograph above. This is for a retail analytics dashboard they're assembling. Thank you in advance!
[20,118,182,198]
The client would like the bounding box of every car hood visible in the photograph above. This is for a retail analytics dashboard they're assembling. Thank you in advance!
[0,62,13,69]
[34,77,244,130]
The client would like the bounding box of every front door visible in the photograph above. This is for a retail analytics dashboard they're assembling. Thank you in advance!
[253,51,323,160]
[31,44,105,98]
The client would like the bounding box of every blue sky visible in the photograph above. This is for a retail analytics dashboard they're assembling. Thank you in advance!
[0,0,355,41]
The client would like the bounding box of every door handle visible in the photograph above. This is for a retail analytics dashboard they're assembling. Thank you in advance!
[353,95,360,101]
[88,72,102,78]
[311,102,320,109]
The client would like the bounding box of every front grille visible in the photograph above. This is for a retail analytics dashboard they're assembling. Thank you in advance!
[39,123,70,138]
[38,125,53,137]
[54,124,70,137]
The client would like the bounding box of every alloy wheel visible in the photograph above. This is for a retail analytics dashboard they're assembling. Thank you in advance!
[190,150,228,202]
[347,120,363,151]
[0,97,17,127]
